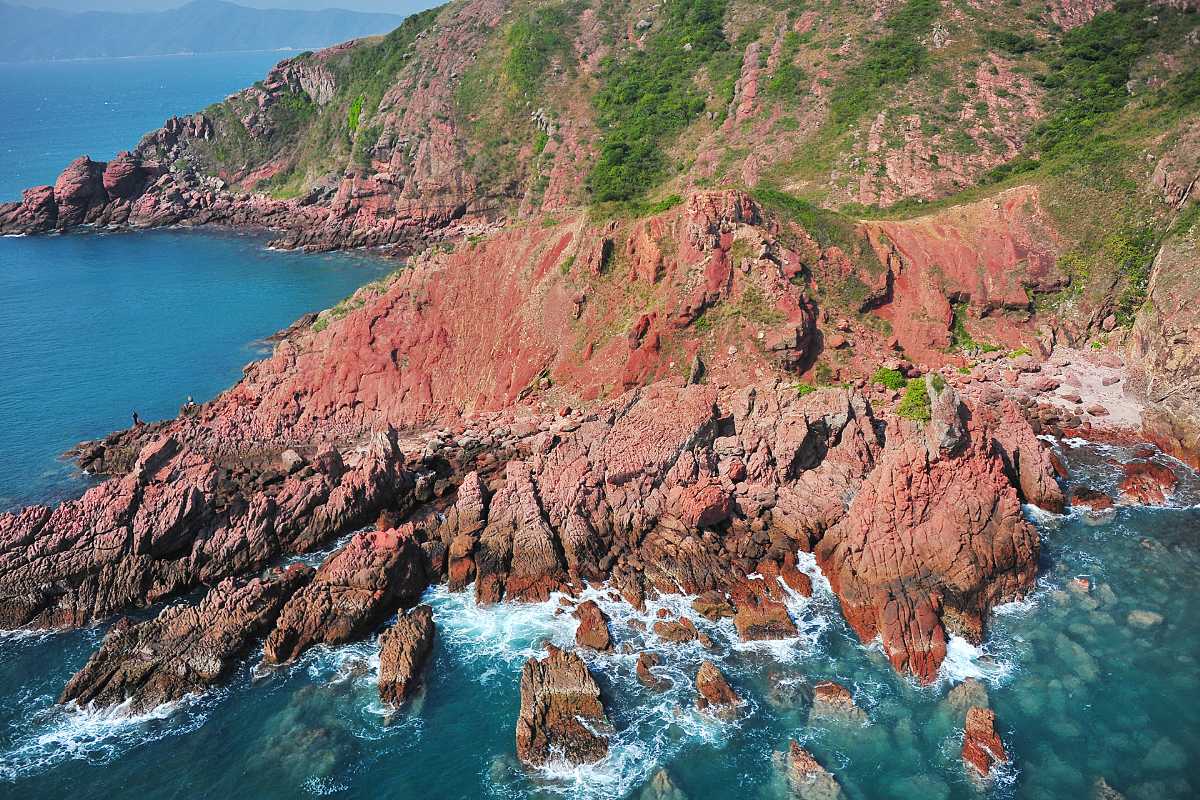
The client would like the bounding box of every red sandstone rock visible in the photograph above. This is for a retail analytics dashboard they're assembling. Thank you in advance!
[692,590,735,621]
[263,528,429,664]
[815,384,1040,683]
[60,565,310,714]
[695,660,740,716]
[516,645,610,766]
[653,617,699,643]
[636,651,670,691]
[573,599,613,651]
[782,741,847,800]
[810,681,867,725]
[378,604,436,706]
[1071,486,1114,512]
[1117,461,1178,506]
[962,706,1008,778]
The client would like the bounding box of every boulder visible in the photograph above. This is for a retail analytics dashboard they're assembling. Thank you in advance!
[1117,461,1177,506]
[515,645,610,766]
[962,706,1007,778]
[378,604,436,705]
[1070,485,1114,512]
[573,599,614,651]
[636,651,670,691]
[695,660,740,716]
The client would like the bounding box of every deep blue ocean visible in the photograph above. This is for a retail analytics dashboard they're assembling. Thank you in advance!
[1,53,1199,800]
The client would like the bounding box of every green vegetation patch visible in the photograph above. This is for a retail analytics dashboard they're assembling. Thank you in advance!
[503,4,576,98]
[828,0,941,131]
[589,0,739,201]
[871,367,907,390]
[896,378,932,422]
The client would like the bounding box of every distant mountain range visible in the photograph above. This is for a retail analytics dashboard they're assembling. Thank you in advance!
[0,0,407,62]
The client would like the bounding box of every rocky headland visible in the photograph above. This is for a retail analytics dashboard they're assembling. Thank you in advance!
[1,0,1198,791]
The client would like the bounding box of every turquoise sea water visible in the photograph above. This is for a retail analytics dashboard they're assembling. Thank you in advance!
[2,54,1199,800]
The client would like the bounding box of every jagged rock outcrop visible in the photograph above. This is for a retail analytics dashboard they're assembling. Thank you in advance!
[573,599,613,651]
[60,566,310,714]
[264,528,429,664]
[962,706,1008,778]
[781,741,846,800]
[815,381,1041,684]
[0,429,410,630]
[1117,461,1178,505]
[515,645,610,766]
[695,661,740,716]
[378,604,436,705]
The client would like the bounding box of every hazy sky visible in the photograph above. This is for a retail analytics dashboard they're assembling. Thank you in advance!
[17,1,440,13]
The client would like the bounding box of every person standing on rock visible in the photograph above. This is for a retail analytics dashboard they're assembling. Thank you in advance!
[131,410,142,427]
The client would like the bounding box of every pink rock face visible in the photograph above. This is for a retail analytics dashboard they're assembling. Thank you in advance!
[864,187,1063,367]
[516,645,610,766]
[53,156,107,227]
[102,153,149,199]
[815,384,1040,684]
[263,527,430,664]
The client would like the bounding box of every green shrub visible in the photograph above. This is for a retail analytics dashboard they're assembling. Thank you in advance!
[588,0,736,201]
[793,382,817,396]
[828,0,940,130]
[896,378,932,422]
[503,5,574,98]
[347,95,364,132]
[872,367,907,390]
[982,29,1039,55]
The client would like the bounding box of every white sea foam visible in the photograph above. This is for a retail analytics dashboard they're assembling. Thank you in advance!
[0,692,215,782]
[936,636,1013,687]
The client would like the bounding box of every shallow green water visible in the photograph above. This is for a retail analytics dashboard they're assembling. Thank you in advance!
[2,439,1196,800]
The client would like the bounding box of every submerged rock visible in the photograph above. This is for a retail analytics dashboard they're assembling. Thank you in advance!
[636,651,671,692]
[638,768,688,800]
[515,645,610,766]
[378,604,436,706]
[962,706,1008,779]
[781,740,846,800]
[809,681,867,725]
[61,565,311,714]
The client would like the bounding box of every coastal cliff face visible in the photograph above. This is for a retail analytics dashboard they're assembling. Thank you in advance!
[0,0,1197,780]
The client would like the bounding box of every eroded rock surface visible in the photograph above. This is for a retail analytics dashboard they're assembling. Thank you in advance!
[515,645,610,766]
[378,604,436,705]
[60,565,310,714]
[264,528,429,664]
[962,705,1008,779]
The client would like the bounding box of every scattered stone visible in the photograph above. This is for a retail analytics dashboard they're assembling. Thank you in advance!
[1086,404,1109,417]
[573,599,614,651]
[732,593,798,641]
[515,645,610,766]
[280,448,305,473]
